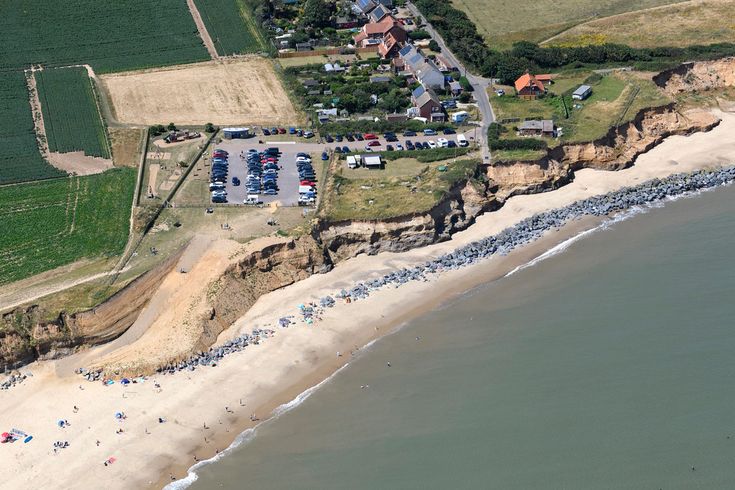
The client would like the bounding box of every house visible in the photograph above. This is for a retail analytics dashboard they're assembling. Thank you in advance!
[369,4,390,23]
[361,155,383,169]
[572,84,592,100]
[386,112,407,122]
[375,0,393,6]
[354,0,377,14]
[302,78,320,89]
[336,16,363,29]
[399,44,445,90]
[353,15,407,57]
[448,80,462,95]
[514,73,553,100]
[518,119,555,137]
[411,86,444,121]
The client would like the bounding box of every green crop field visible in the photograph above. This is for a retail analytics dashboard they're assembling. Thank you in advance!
[0,72,66,185]
[36,67,110,158]
[0,0,209,73]
[0,168,136,285]
[194,0,269,55]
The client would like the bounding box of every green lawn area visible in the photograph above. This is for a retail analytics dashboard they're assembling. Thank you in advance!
[323,158,479,221]
[490,71,671,144]
[492,148,548,162]
[0,168,136,285]
[194,0,270,55]
[278,52,379,68]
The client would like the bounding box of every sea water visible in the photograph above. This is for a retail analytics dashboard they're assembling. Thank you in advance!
[189,184,735,489]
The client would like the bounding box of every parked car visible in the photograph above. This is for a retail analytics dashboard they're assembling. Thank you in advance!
[325,134,334,143]
[244,196,263,205]
[386,144,394,151]
[364,133,377,140]
[402,130,416,137]
[342,146,350,153]
[335,134,343,142]
[321,152,329,160]
[436,138,449,148]
[278,128,286,134]
[232,177,240,186]
[367,140,381,147]
[396,143,404,151]
[335,146,342,154]
[304,131,314,138]
[262,128,270,136]
[423,129,437,136]
[405,141,415,150]
[447,140,457,148]
[288,127,296,134]
[355,133,364,141]
[442,128,456,135]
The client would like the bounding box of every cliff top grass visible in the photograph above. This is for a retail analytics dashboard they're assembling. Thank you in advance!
[322,157,479,221]
[547,0,735,49]
[491,70,672,145]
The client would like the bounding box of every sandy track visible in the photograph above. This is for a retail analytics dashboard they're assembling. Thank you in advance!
[186,0,218,59]
[100,59,298,126]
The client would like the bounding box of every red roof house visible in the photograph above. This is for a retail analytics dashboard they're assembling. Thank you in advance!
[514,73,553,99]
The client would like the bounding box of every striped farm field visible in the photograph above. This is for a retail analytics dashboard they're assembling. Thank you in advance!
[194,0,269,55]
[36,67,110,158]
[0,72,66,185]
[0,168,136,285]
[0,0,209,73]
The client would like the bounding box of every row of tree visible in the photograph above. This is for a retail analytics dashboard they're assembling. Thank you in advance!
[413,0,735,84]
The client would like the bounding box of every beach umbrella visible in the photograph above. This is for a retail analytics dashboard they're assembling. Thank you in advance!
[115,412,123,419]
[120,378,130,385]
[57,420,65,427]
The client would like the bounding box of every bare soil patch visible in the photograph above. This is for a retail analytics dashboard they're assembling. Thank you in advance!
[100,58,298,126]
[46,151,113,175]
[109,127,145,167]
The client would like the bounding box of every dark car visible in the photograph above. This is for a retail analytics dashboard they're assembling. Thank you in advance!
[341,146,350,153]
[278,128,286,134]
[405,140,415,150]
[443,128,456,135]
[346,134,355,142]
[335,146,342,154]
[335,134,343,142]
[232,177,240,186]
[325,134,334,143]
[262,128,271,136]
[355,133,364,141]
[321,152,329,160]
[386,144,394,151]
[403,130,416,137]
[447,140,457,148]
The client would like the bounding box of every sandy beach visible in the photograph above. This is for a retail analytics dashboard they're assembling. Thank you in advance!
[1,110,734,490]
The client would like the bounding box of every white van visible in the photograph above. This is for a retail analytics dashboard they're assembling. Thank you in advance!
[299,185,315,195]
[457,134,469,147]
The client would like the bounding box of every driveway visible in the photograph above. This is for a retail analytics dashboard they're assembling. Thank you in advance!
[405,1,495,163]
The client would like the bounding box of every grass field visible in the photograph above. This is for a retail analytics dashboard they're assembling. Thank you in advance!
[450,0,687,48]
[36,67,110,158]
[492,71,671,143]
[0,168,136,285]
[0,72,65,185]
[322,158,478,221]
[0,0,208,73]
[547,0,735,48]
[194,0,269,55]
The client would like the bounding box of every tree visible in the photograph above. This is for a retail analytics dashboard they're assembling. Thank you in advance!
[428,40,441,52]
[299,0,332,29]
[204,122,215,133]
[378,89,409,113]
[167,122,177,131]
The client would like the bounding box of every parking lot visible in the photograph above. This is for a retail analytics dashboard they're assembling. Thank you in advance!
[210,139,324,206]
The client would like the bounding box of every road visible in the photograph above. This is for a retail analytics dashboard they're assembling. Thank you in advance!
[405,1,495,163]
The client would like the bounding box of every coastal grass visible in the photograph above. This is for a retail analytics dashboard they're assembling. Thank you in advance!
[492,148,548,162]
[450,0,686,48]
[547,0,735,48]
[323,158,479,221]
[491,71,671,144]
[0,168,136,285]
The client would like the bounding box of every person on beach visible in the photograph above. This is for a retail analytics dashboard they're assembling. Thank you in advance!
[73,405,79,413]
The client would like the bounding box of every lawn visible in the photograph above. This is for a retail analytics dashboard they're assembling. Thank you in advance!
[194,0,270,55]
[0,0,208,73]
[278,53,379,68]
[322,158,479,221]
[548,0,735,48]
[491,71,671,144]
[0,168,136,285]
[450,0,687,49]
[36,67,110,158]
[0,72,66,185]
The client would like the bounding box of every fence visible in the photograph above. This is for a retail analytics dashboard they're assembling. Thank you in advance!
[277,46,379,58]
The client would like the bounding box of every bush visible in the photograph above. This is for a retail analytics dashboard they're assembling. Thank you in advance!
[204,122,215,133]
[408,29,431,41]
[321,119,454,134]
[428,40,441,52]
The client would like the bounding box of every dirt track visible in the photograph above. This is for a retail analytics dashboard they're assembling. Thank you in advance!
[186,0,218,59]
[99,58,298,126]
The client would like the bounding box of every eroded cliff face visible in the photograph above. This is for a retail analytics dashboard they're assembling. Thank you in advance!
[194,237,329,351]
[654,56,735,95]
[0,250,182,371]
[488,106,720,199]
[317,180,498,262]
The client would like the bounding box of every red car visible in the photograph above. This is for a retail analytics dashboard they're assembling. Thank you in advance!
[364,133,378,140]
[367,140,381,147]
[278,128,287,134]
[300,180,316,186]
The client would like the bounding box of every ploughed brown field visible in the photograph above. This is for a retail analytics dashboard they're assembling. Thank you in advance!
[99,57,298,126]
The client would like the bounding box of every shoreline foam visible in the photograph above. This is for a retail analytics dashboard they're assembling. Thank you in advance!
[1,110,734,490]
